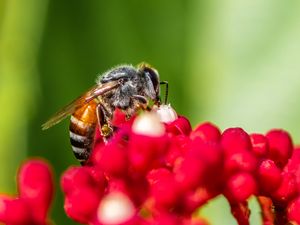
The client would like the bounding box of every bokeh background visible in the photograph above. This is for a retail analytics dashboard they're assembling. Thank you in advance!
[1,1,300,224]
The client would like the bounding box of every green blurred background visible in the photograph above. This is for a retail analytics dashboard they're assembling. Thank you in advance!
[1,0,300,224]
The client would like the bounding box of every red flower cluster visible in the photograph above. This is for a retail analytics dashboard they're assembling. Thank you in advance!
[60,106,300,225]
[0,160,54,225]
[2,105,300,224]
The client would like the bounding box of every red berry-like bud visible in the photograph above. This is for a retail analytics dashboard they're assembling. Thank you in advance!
[266,129,293,168]
[61,166,106,195]
[287,196,300,224]
[87,167,108,190]
[192,140,223,166]
[271,172,298,204]
[221,128,252,156]
[257,159,282,193]
[224,151,257,176]
[250,133,269,158]
[165,140,184,168]
[166,116,192,136]
[183,186,218,214]
[62,167,91,193]
[165,135,190,167]
[284,147,300,191]
[189,141,223,184]
[225,172,257,203]
[148,169,181,209]
[190,122,221,143]
[0,197,31,224]
[18,160,54,223]
[174,156,206,191]
[128,133,169,175]
[93,141,129,177]
[64,187,101,223]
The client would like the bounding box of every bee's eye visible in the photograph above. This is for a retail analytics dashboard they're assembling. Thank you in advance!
[144,68,159,92]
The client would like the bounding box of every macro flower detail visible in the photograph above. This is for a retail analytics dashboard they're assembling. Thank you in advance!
[2,106,300,224]
[58,106,300,225]
[0,160,54,225]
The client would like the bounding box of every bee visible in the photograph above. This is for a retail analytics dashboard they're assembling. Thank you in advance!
[42,63,168,163]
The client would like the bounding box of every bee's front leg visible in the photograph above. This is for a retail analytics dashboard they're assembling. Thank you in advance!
[123,95,150,119]
[131,95,149,110]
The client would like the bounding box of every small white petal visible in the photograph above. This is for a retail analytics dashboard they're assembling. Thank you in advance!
[152,104,178,123]
[132,112,165,137]
[97,192,135,225]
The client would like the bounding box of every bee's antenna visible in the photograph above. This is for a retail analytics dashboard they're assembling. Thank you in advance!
[160,81,168,104]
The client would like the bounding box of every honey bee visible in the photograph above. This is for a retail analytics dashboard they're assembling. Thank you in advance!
[42,63,168,163]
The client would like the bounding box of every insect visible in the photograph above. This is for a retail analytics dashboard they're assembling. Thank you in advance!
[42,63,168,163]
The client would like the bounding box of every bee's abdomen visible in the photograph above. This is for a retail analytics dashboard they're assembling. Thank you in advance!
[69,102,97,163]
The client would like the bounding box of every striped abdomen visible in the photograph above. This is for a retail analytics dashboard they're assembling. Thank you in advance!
[69,101,97,163]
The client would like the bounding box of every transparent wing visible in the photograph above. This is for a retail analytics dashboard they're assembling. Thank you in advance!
[41,81,119,130]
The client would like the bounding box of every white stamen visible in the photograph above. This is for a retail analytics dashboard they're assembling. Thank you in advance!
[132,112,165,137]
[152,104,178,123]
[97,192,135,224]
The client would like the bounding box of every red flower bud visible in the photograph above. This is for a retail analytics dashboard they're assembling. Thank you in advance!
[284,147,300,191]
[250,133,269,158]
[190,122,221,143]
[183,186,218,214]
[93,141,129,177]
[18,160,54,223]
[271,172,298,204]
[61,166,106,195]
[128,133,169,175]
[174,156,206,191]
[64,187,101,223]
[0,160,54,225]
[257,159,282,193]
[266,129,293,168]
[188,140,223,184]
[225,172,257,203]
[224,151,257,176]
[148,169,181,209]
[0,197,31,224]
[221,128,252,156]
[166,116,192,136]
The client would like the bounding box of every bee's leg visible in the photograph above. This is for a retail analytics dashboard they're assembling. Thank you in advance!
[96,103,113,143]
[132,95,149,110]
[123,95,150,119]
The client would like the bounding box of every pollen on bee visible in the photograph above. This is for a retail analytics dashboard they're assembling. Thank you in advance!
[101,124,113,137]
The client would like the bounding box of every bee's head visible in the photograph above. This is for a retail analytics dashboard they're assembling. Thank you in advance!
[138,63,160,102]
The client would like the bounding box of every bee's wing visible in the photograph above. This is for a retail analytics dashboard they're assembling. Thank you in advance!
[41,81,119,130]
